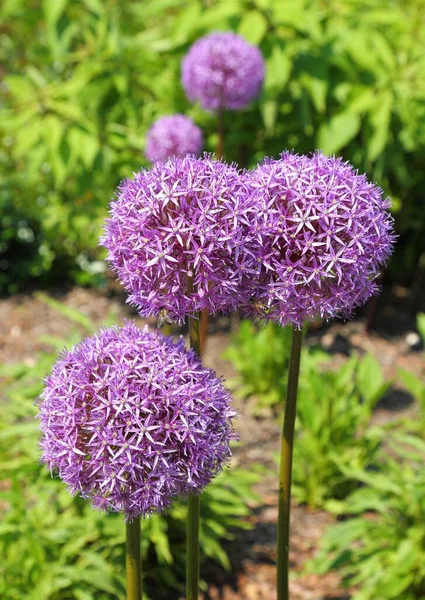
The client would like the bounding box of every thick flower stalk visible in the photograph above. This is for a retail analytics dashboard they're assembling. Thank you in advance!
[244,151,395,327]
[182,32,265,112]
[38,322,236,519]
[146,114,203,162]
[102,154,259,324]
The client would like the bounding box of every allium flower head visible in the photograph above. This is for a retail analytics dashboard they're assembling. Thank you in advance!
[102,154,259,323]
[244,151,395,327]
[182,32,265,111]
[146,114,203,162]
[38,322,236,519]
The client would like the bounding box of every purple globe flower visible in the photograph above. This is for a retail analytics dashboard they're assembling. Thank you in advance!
[146,114,203,162]
[244,151,395,327]
[182,32,265,111]
[102,154,259,324]
[38,322,236,519]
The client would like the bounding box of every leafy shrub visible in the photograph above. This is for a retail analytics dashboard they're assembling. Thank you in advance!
[224,320,326,412]
[397,312,425,430]
[0,298,258,599]
[2,0,425,289]
[310,433,425,600]
[225,320,390,507]
[223,320,293,410]
[293,354,389,507]
[398,367,425,429]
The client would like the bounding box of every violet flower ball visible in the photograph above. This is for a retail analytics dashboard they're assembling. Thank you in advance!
[146,114,203,162]
[102,154,259,324]
[244,151,395,327]
[182,32,265,111]
[38,322,236,519]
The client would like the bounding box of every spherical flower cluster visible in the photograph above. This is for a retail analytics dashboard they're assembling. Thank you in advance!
[38,322,236,519]
[102,154,259,324]
[146,114,203,163]
[244,151,395,327]
[182,32,265,111]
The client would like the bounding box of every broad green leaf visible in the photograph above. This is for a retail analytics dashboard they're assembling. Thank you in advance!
[356,353,387,407]
[4,75,35,100]
[261,100,278,133]
[200,0,242,28]
[318,111,361,154]
[372,33,396,71]
[348,87,376,114]
[368,91,392,161]
[238,10,268,44]
[399,368,425,403]
[265,45,292,91]
[43,0,68,26]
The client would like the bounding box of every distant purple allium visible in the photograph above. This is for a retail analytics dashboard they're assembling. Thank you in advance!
[244,151,395,327]
[146,114,203,162]
[102,154,259,324]
[38,322,236,519]
[182,32,265,111]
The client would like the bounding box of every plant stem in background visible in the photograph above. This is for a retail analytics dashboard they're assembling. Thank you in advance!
[277,326,303,600]
[187,311,202,600]
[126,517,143,600]
[186,493,201,600]
[200,309,209,352]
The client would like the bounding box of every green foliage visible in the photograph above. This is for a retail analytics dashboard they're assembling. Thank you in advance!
[310,433,425,600]
[398,367,425,432]
[223,320,293,410]
[417,313,425,345]
[225,320,390,507]
[293,353,389,508]
[0,298,258,599]
[2,0,425,289]
[396,312,425,431]
[224,320,326,412]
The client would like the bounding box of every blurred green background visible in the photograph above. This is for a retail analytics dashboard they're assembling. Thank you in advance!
[2,0,425,293]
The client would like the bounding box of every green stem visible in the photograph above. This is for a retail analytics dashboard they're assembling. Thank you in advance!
[126,517,143,600]
[186,493,200,600]
[277,326,303,600]
[186,311,201,600]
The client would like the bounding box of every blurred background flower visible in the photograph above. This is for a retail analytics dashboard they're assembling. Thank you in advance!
[145,114,203,162]
[181,31,265,111]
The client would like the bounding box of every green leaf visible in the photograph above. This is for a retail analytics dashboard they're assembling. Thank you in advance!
[417,313,425,343]
[356,353,387,407]
[34,293,95,331]
[4,75,35,100]
[43,0,68,27]
[399,368,425,404]
[261,100,278,133]
[238,10,268,44]
[81,0,104,14]
[265,45,292,91]
[318,111,361,154]
[368,90,392,161]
